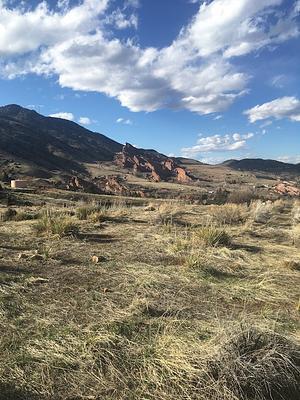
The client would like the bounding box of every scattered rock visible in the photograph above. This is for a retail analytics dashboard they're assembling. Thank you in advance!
[91,255,106,264]
[91,255,100,264]
[18,252,30,260]
[27,277,49,285]
[145,205,156,211]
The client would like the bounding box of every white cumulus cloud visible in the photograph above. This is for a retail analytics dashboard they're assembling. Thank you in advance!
[116,117,132,125]
[78,116,91,125]
[181,132,254,157]
[105,8,138,30]
[245,96,300,122]
[0,0,299,114]
[49,112,74,121]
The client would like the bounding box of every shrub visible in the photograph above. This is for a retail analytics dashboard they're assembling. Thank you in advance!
[211,204,248,225]
[194,226,231,247]
[0,208,40,222]
[273,199,286,213]
[0,208,17,221]
[34,215,79,237]
[14,211,40,221]
[227,189,256,205]
[251,200,273,224]
[153,203,184,226]
[206,326,300,400]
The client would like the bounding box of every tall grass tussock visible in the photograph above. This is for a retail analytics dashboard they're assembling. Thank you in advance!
[204,326,300,400]
[211,204,248,225]
[194,225,231,247]
[34,213,79,237]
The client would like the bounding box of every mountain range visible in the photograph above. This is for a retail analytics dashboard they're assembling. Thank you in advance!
[0,104,299,183]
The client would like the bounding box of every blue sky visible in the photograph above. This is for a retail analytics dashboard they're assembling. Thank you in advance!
[0,0,299,163]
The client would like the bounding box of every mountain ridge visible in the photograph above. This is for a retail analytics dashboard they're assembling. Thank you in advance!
[0,104,123,177]
[0,105,299,183]
[222,158,300,173]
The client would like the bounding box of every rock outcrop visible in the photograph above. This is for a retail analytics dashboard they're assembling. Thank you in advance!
[274,181,300,197]
[96,175,128,195]
[115,143,194,183]
[67,176,95,192]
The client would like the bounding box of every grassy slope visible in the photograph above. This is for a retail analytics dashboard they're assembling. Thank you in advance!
[0,192,299,399]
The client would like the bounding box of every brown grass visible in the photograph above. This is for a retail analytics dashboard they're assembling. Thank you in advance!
[0,191,299,400]
[210,204,248,225]
[34,213,79,237]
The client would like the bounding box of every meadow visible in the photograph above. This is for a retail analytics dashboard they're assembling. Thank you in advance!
[0,190,299,400]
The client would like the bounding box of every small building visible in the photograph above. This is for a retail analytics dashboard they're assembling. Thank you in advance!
[11,180,29,189]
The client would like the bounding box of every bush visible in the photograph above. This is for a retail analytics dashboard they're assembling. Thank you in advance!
[0,208,40,222]
[34,215,79,237]
[227,189,256,205]
[14,211,40,221]
[211,204,248,225]
[153,203,184,226]
[194,226,231,247]
[206,326,300,400]
[0,208,17,221]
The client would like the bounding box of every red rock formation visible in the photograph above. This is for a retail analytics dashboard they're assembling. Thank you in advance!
[67,176,94,191]
[274,181,300,196]
[151,170,161,182]
[175,167,193,183]
[95,175,128,195]
[164,159,176,171]
[115,143,194,184]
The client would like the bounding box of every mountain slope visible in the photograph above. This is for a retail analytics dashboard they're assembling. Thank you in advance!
[222,158,300,174]
[0,104,122,176]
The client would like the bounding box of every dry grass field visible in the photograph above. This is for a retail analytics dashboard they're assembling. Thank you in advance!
[0,190,299,400]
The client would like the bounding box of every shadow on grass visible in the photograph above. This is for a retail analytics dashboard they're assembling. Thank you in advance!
[0,384,38,400]
[0,264,34,274]
[231,243,261,253]
[0,244,32,251]
[77,233,117,243]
